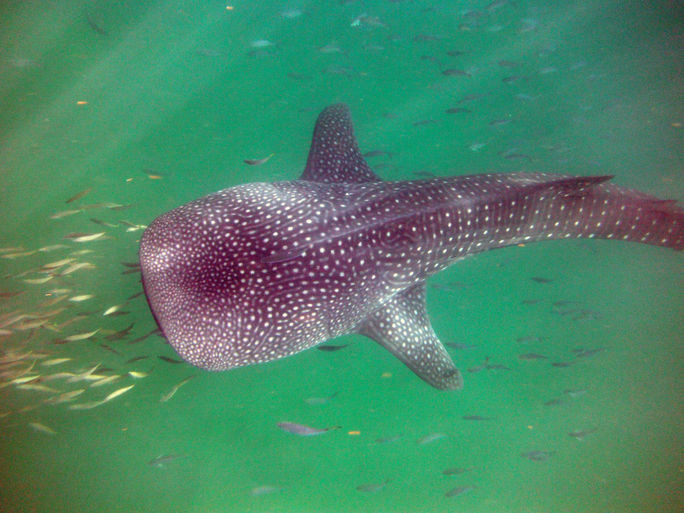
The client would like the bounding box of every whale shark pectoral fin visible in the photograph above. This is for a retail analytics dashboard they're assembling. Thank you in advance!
[356,282,462,391]
[299,103,382,184]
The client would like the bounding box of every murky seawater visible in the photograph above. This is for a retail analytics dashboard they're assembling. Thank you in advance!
[1,1,682,512]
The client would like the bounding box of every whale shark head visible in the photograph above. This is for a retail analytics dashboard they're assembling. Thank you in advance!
[140,104,382,373]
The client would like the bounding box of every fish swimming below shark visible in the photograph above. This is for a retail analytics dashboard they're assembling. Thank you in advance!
[139,103,683,390]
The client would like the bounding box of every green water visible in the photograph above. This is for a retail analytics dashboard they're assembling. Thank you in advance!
[1,1,682,512]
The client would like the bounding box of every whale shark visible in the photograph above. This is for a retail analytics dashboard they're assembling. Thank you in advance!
[139,104,683,390]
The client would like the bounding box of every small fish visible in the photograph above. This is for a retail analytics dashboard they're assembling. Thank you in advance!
[0,246,25,253]
[543,398,565,407]
[277,422,339,436]
[446,107,471,114]
[69,400,104,410]
[467,357,489,373]
[518,353,548,360]
[530,276,552,283]
[413,170,438,179]
[148,454,185,468]
[356,480,390,493]
[81,202,130,210]
[24,276,53,285]
[485,363,511,371]
[129,328,159,344]
[417,432,447,445]
[244,153,274,166]
[2,250,37,259]
[304,391,338,405]
[103,384,134,402]
[445,342,477,350]
[90,218,119,228]
[318,42,344,54]
[160,375,195,402]
[41,257,75,270]
[104,322,135,341]
[85,9,107,35]
[17,383,59,393]
[103,304,127,316]
[41,358,72,367]
[551,361,576,368]
[250,485,282,496]
[51,389,85,403]
[125,356,149,364]
[413,34,442,42]
[63,329,99,342]
[10,374,40,385]
[128,371,148,379]
[287,72,312,81]
[521,450,554,461]
[281,8,302,19]
[66,187,93,204]
[568,428,598,441]
[442,467,473,476]
[316,344,348,352]
[442,68,470,76]
[29,422,57,435]
[65,232,106,243]
[462,415,493,421]
[457,94,484,104]
[158,355,184,364]
[66,364,101,382]
[489,118,512,127]
[552,300,582,308]
[50,209,82,219]
[69,294,94,302]
[563,388,587,398]
[498,59,520,68]
[375,435,403,444]
[573,347,607,358]
[90,374,120,387]
[362,150,392,158]
[250,39,274,48]
[445,486,474,497]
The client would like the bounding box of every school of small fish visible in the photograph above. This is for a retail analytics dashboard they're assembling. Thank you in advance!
[0,184,196,434]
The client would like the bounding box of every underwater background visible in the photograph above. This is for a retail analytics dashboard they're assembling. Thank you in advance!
[1,1,682,512]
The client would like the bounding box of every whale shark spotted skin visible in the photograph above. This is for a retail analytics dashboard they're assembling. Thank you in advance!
[139,104,683,390]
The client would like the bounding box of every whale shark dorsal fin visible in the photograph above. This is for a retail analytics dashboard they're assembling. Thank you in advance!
[299,103,382,184]
[356,282,463,390]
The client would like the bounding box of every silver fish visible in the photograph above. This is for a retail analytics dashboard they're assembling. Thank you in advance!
[276,422,338,436]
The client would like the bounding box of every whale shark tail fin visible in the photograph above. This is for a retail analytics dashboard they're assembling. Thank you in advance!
[501,173,684,251]
[548,175,684,250]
